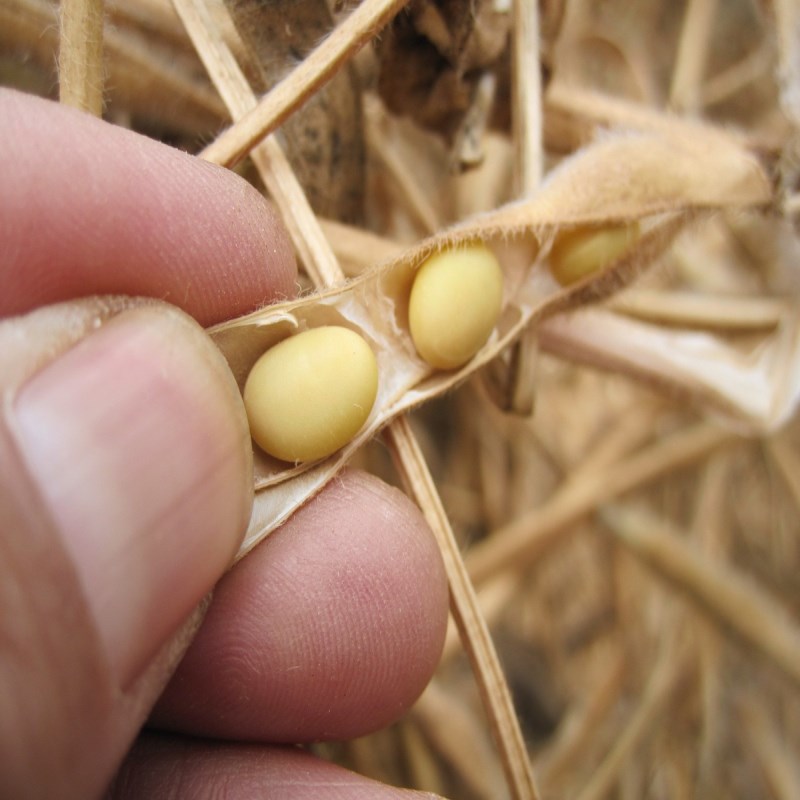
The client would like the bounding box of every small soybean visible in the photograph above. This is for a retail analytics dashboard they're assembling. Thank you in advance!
[409,243,504,370]
[549,222,640,286]
[243,326,378,463]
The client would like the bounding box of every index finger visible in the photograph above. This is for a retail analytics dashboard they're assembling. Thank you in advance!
[0,89,297,326]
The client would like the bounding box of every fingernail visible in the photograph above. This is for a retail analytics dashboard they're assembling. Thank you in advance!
[13,308,252,686]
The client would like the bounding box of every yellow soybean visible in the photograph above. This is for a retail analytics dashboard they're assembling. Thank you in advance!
[409,243,504,370]
[243,326,378,463]
[549,223,640,286]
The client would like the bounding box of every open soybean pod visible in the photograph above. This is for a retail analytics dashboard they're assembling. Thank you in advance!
[209,129,771,559]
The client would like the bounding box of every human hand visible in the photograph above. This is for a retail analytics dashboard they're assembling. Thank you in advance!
[0,89,448,799]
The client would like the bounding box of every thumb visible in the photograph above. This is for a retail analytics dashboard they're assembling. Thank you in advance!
[0,299,252,799]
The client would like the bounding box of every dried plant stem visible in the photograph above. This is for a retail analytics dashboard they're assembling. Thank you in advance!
[106,0,198,47]
[535,652,627,790]
[365,101,441,235]
[440,572,519,663]
[546,83,765,151]
[6,0,225,130]
[772,0,800,126]
[200,0,410,167]
[740,699,800,800]
[691,456,730,788]
[172,0,341,287]
[602,504,800,689]
[574,648,690,800]
[767,437,800,513]
[506,0,543,414]
[467,423,734,586]
[176,2,538,796]
[609,289,786,331]
[701,43,773,108]
[385,416,540,800]
[58,0,105,115]
[784,192,800,216]
[669,0,717,113]
[400,723,447,797]
[511,0,543,194]
[413,679,505,799]
[319,218,403,276]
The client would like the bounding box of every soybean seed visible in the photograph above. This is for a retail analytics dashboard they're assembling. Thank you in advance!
[409,243,504,370]
[243,326,378,463]
[549,223,640,286]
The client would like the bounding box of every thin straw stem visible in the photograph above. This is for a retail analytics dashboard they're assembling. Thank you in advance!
[385,416,540,800]
[365,100,441,236]
[172,0,341,287]
[602,504,800,689]
[199,0,410,167]
[506,0,543,414]
[740,700,800,800]
[574,647,690,800]
[511,0,543,194]
[609,289,786,331]
[535,652,627,790]
[467,423,735,586]
[58,0,105,115]
[772,0,800,126]
[768,437,800,513]
[669,0,718,113]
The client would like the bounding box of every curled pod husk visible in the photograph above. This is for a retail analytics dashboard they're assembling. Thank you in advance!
[209,129,771,559]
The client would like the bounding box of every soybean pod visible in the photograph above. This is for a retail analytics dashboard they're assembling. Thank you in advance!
[210,129,770,557]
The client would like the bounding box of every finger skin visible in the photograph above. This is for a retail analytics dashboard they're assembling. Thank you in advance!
[153,470,449,742]
[109,734,443,799]
[0,300,253,800]
[0,88,297,326]
[0,88,450,797]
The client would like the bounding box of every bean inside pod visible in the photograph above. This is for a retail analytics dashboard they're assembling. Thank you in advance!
[409,242,504,370]
[243,325,379,463]
[549,222,641,286]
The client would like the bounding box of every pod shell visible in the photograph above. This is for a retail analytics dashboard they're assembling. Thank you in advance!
[409,243,504,370]
[244,326,379,462]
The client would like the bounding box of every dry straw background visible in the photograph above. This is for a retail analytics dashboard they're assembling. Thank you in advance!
[3,0,800,797]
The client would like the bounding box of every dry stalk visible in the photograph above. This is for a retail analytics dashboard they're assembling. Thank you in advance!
[609,289,786,331]
[466,423,735,586]
[505,0,543,416]
[318,217,403,277]
[364,99,441,236]
[701,43,773,108]
[199,0,410,167]
[690,455,730,788]
[545,82,770,152]
[767,436,800,513]
[669,0,717,114]
[173,0,539,796]
[413,679,505,799]
[399,722,447,797]
[534,651,627,791]
[602,504,800,689]
[511,0,543,193]
[5,0,225,131]
[574,645,692,800]
[438,401,667,660]
[772,0,800,126]
[385,416,540,800]
[171,0,341,287]
[58,0,105,115]
[106,0,188,46]
[740,698,800,800]
[439,572,520,664]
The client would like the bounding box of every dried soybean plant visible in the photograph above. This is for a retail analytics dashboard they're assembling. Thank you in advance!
[7,0,800,797]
